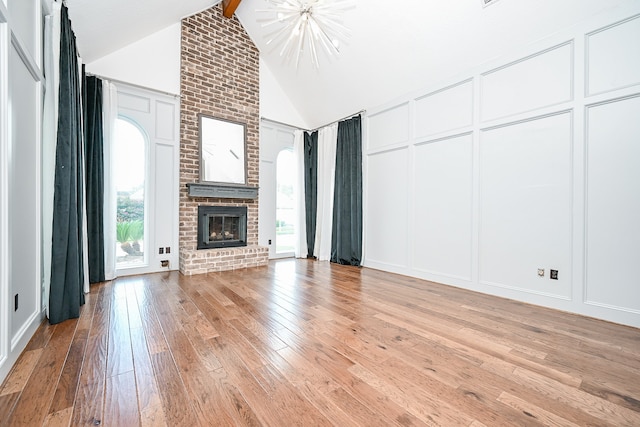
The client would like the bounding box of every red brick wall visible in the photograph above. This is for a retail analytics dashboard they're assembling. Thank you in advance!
[179,5,267,274]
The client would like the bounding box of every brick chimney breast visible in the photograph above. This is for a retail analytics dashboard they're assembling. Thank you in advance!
[179,4,268,275]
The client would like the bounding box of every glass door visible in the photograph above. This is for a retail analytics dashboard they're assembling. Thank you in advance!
[276,148,295,255]
[114,117,147,269]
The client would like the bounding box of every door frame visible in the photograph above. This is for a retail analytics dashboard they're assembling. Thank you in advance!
[114,83,180,276]
[259,120,297,259]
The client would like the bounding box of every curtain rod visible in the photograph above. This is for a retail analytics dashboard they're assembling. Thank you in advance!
[84,72,180,99]
[261,109,365,133]
[260,117,303,130]
[307,109,366,133]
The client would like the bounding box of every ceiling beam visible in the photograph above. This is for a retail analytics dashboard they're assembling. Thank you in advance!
[222,0,242,18]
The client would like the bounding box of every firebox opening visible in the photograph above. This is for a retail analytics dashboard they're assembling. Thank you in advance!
[197,206,247,249]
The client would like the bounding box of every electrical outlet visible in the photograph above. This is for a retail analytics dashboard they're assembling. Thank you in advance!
[159,247,164,254]
[538,268,544,277]
[268,239,272,245]
[550,269,558,280]
[165,247,170,254]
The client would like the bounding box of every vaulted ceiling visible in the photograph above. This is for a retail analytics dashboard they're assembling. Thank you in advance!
[66,0,632,128]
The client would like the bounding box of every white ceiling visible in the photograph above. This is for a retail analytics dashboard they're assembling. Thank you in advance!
[66,0,220,63]
[67,0,631,129]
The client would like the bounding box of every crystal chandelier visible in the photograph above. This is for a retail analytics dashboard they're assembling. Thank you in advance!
[259,0,354,68]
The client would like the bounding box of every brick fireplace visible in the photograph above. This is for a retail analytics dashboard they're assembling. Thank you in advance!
[179,5,268,275]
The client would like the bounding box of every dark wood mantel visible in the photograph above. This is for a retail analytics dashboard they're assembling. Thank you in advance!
[187,182,258,199]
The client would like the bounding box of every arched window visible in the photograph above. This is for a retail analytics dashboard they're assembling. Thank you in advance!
[114,117,147,268]
[276,148,295,254]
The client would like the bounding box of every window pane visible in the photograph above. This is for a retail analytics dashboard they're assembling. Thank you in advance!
[276,149,294,254]
[115,118,146,268]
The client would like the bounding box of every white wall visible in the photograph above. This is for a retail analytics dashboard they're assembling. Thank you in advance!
[86,23,181,95]
[0,0,45,384]
[364,4,640,328]
[85,24,309,131]
[260,58,308,129]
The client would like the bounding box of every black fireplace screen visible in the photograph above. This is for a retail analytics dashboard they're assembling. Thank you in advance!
[197,206,247,249]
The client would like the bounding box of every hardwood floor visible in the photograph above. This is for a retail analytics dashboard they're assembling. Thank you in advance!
[1,259,639,426]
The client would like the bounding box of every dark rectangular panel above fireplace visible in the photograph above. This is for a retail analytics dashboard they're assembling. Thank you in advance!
[187,183,258,199]
[197,205,247,249]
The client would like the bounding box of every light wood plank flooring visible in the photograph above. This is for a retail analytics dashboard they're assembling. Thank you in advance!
[1,259,639,426]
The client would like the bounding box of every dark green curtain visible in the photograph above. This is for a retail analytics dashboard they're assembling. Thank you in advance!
[83,71,105,283]
[49,5,85,324]
[304,131,318,258]
[331,115,362,266]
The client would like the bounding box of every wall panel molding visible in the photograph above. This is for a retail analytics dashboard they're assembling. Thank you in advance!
[415,130,474,147]
[584,94,640,313]
[413,133,473,282]
[477,278,573,301]
[155,100,176,141]
[10,31,43,82]
[414,78,473,139]
[479,108,575,133]
[118,92,151,113]
[365,147,409,268]
[0,10,9,381]
[584,300,640,315]
[480,41,574,122]
[367,142,411,156]
[1,0,45,384]
[479,112,573,298]
[586,14,640,97]
[0,2,7,23]
[367,102,410,151]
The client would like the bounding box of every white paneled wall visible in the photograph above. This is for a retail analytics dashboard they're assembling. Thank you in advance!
[365,147,410,269]
[479,113,573,298]
[415,80,473,139]
[585,95,640,313]
[413,134,473,281]
[368,103,410,151]
[7,0,39,63]
[0,1,8,385]
[0,0,45,384]
[586,15,640,96]
[480,43,573,122]
[8,43,40,337]
[364,4,640,328]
